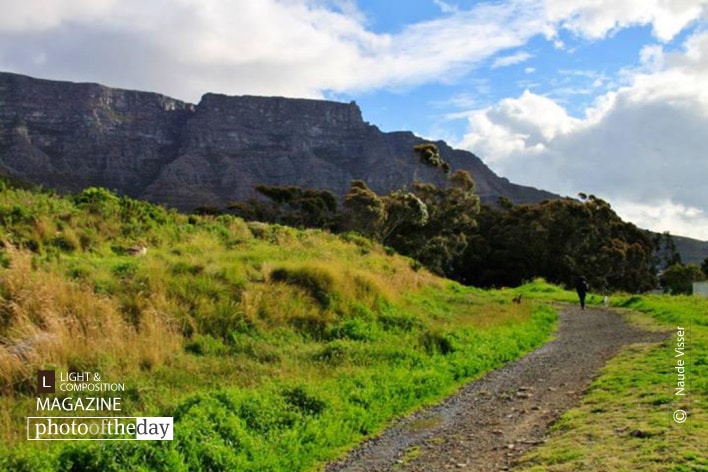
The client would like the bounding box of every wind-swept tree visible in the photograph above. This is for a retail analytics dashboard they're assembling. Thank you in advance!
[653,231,682,270]
[227,185,338,229]
[386,170,480,275]
[252,185,338,228]
[413,143,451,173]
[454,195,657,291]
[379,190,429,244]
[342,180,385,239]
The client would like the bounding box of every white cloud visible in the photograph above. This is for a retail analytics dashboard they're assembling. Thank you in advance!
[0,0,382,99]
[433,0,459,14]
[0,0,549,101]
[544,0,708,42]
[459,30,708,239]
[361,1,546,89]
[2,0,703,102]
[491,51,533,69]
[1,0,705,99]
[432,91,482,110]
[0,0,118,32]
[613,200,708,240]
[460,90,580,160]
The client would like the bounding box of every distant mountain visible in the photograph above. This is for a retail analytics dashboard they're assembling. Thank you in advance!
[673,235,708,266]
[0,71,556,211]
[0,71,705,264]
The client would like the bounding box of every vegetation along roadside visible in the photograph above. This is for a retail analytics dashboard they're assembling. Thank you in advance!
[1,176,704,471]
[517,294,707,471]
[0,181,556,471]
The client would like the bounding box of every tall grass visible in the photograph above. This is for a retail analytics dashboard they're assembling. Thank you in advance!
[0,248,179,391]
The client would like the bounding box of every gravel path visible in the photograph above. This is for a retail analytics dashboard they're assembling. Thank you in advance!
[325,306,668,472]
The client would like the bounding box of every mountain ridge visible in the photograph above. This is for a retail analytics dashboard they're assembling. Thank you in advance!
[0,71,705,263]
[0,71,556,210]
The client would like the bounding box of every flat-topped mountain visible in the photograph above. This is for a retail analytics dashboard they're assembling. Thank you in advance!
[0,71,556,210]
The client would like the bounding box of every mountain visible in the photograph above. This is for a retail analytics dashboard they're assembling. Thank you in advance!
[673,235,708,266]
[0,71,556,211]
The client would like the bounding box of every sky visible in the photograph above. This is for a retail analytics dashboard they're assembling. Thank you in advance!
[1,0,707,240]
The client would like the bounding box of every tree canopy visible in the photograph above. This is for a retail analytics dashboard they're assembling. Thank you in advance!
[453,195,657,292]
[225,146,663,293]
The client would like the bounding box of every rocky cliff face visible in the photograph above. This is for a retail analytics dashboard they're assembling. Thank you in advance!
[0,72,194,196]
[0,71,556,210]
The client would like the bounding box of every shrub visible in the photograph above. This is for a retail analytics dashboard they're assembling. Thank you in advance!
[327,318,377,341]
[419,329,457,355]
[184,334,228,356]
[282,385,327,416]
[270,265,336,309]
[74,187,120,216]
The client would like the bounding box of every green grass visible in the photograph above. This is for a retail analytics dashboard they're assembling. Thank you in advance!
[517,294,708,471]
[9,183,703,471]
[0,184,559,471]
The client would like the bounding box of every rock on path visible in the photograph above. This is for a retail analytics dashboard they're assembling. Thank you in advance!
[325,306,667,472]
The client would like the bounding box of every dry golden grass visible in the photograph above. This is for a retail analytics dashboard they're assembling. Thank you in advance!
[470,300,533,329]
[0,248,180,394]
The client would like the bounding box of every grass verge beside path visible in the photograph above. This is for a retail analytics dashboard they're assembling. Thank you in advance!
[0,284,557,472]
[518,294,707,472]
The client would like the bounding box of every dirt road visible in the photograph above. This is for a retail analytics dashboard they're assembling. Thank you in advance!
[326,306,667,471]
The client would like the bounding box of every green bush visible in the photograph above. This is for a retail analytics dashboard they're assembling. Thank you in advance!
[270,265,336,308]
[419,329,457,355]
[184,334,229,356]
[327,318,378,341]
[74,187,120,216]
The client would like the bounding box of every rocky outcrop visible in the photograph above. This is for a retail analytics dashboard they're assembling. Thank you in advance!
[0,72,195,197]
[0,71,557,210]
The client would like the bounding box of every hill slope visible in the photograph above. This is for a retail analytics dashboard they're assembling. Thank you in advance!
[0,182,557,471]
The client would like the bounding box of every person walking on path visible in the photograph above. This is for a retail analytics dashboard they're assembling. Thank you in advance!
[576,276,589,310]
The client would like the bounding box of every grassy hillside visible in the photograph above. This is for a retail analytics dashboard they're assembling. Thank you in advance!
[0,184,557,471]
